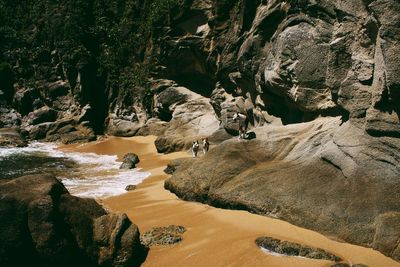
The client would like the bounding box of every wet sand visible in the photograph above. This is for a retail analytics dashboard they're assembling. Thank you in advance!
[63,136,399,267]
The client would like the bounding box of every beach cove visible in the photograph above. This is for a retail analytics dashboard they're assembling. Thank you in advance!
[61,136,399,267]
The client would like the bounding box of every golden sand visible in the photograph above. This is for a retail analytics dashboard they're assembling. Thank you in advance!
[61,136,399,267]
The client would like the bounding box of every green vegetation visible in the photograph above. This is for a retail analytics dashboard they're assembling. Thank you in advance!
[0,0,183,102]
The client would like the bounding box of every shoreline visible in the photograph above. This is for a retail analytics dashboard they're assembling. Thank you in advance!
[62,136,398,267]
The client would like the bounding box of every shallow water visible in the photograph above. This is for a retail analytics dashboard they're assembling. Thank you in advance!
[0,142,150,198]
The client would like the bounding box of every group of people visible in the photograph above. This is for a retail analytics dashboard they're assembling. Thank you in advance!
[191,138,209,158]
[191,111,249,158]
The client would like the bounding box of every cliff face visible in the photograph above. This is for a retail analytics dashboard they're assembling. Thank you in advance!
[1,0,399,143]
[160,0,400,261]
[1,0,400,261]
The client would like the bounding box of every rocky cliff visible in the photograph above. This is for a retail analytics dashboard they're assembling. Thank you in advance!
[1,0,400,261]
[1,0,399,144]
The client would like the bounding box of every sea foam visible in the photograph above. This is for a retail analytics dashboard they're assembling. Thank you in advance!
[0,142,150,199]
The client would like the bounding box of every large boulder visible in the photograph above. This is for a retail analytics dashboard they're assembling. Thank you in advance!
[165,117,400,260]
[120,153,140,169]
[154,82,220,153]
[106,88,148,137]
[27,118,96,144]
[27,106,58,125]
[0,174,147,267]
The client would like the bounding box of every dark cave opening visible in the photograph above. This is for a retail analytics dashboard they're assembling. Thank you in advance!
[260,90,349,125]
[172,73,215,98]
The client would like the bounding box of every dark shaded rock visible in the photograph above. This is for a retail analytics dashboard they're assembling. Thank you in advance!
[28,106,58,125]
[92,213,146,267]
[120,153,140,169]
[154,86,188,121]
[256,236,341,261]
[0,127,27,147]
[0,174,147,267]
[365,108,400,137]
[28,122,53,140]
[140,225,186,247]
[164,158,193,175]
[125,185,137,191]
[13,88,42,116]
[48,80,69,99]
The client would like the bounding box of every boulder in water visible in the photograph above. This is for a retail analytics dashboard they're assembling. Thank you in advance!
[125,185,137,191]
[120,153,140,169]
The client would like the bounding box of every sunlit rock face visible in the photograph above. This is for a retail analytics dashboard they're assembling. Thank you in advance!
[1,0,400,261]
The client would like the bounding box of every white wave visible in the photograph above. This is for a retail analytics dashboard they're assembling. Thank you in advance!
[0,142,61,157]
[0,142,151,199]
[60,169,150,199]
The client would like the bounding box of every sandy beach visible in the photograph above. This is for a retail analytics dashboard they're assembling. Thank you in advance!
[62,136,399,267]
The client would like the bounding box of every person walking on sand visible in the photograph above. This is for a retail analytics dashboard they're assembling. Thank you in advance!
[192,140,200,157]
[233,112,249,139]
[202,138,209,154]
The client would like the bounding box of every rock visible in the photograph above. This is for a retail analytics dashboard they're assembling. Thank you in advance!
[0,108,21,128]
[92,213,145,267]
[28,106,58,125]
[0,174,147,267]
[26,118,96,144]
[135,118,168,136]
[13,88,42,116]
[106,91,148,137]
[28,122,53,140]
[153,83,220,153]
[165,117,400,260]
[125,185,137,191]
[256,236,341,261]
[164,158,193,175]
[372,212,400,261]
[0,127,27,147]
[365,108,400,137]
[120,153,140,169]
[140,225,186,247]
[3,0,400,262]
[47,80,69,99]
[57,130,97,144]
[106,117,143,137]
